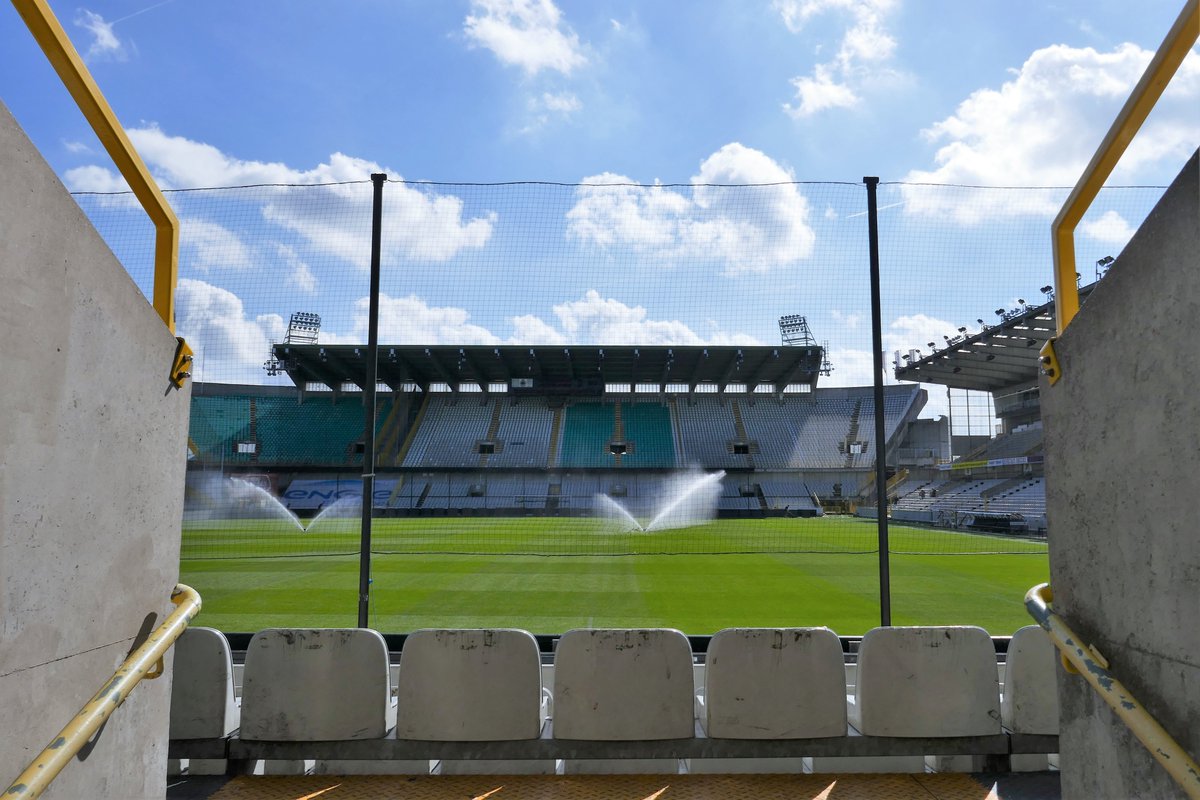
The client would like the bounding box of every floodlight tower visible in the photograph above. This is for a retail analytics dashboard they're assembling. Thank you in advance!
[778,314,817,347]
[265,312,322,375]
[779,314,833,376]
[284,312,321,345]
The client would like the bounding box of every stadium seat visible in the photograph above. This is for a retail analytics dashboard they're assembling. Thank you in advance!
[240,628,405,775]
[395,629,553,775]
[1002,625,1060,771]
[554,628,693,774]
[691,627,846,774]
[1001,625,1059,734]
[168,627,238,777]
[815,625,1001,773]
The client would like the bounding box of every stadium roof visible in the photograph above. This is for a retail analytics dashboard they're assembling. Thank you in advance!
[893,282,1100,393]
[270,343,826,395]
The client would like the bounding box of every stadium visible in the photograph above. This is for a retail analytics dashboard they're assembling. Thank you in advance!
[3,2,1198,799]
[182,308,1055,637]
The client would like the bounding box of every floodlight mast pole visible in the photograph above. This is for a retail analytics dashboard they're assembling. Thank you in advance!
[864,176,892,627]
[359,173,386,629]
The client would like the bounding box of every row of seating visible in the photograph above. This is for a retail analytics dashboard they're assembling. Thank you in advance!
[170,624,1059,776]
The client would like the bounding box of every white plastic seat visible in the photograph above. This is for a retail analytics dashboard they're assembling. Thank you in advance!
[815,626,1001,774]
[170,627,238,739]
[1003,625,1060,771]
[554,628,693,774]
[241,628,395,740]
[169,627,239,776]
[396,629,552,775]
[854,625,1001,737]
[1002,625,1059,734]
[240,628,405,775]
[692,627,846,774]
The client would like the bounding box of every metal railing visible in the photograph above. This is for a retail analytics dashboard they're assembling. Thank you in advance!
[11,0,180,334]
[1025,583,1200,799]
[4,584,201,800]
[1048,0,1198,338]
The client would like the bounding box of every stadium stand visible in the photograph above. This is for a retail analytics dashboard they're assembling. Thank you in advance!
[189,388,390,467]
[258,395,386,466]
[487,400,555,468]
[402,396,495,468]
[559,403,617,469]
[189,396,253,463]
[675,397,743,468]
[619,402,676,468]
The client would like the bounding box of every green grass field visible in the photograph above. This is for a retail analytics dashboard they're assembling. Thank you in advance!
[179,516,1048,636]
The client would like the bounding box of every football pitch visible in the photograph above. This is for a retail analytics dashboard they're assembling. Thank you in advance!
[179,516,1048,636]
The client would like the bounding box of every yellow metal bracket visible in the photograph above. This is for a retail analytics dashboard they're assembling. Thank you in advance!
[143,656,165,680]
[169,337,193,391]
[1039,338,1061,386]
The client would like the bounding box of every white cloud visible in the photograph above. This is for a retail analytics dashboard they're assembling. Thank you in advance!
[778,0,900,118]
[537,91,582,114]
[325,294,502,346]
[822,347,879,388]
[520,91,583,134]
[903,43,1200,221]
[509,314,568,345]
[63,140,93,155]
[322,290,760,349]
[64,164,131,193]
[884,313,962,354]
[181,219,254,272]
[464,0,587,76]
[176,279,283,383]
[74,9,127,62]
[67,127,495,265]
[830,309,861,329]
[550,290,761,346]
[787,64,859,116]
[278,244,317,294]
[1081,210,1136,245]
[566,143,816,275]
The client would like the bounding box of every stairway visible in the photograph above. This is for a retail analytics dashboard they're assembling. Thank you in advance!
[248,397,259,463]
[729,400,755,468]
[612,401,624,467]
[479,399,503,468]
[547,407,564,468]
[844,399,863,468]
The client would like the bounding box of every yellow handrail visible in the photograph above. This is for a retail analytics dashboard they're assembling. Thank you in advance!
[4,584,201,800]
[11,0,181,334]
[1050,0,1198,336]
[1025,583,1200,799]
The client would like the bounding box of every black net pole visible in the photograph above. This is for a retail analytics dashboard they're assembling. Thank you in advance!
[864,176,892,627]
[358,173,386,629]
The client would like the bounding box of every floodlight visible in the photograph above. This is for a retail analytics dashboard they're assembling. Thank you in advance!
[1040,285,1053,294]
[927,342,936,348]
[957,327,967,333]
[995,309,1005,316]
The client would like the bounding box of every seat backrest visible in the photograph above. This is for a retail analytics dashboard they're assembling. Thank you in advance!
[855,626,1001,737]
[395,629,542,741]
[1002,625,1059,734]
[240,628,391,741]
[704,627,846,738]
[169,627,238,739]
[553,628,693,740]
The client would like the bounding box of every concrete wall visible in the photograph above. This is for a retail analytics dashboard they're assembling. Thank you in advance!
[1042,150,1199,800]
[0,102,190,798]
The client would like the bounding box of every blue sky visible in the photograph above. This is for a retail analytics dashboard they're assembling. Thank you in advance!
[2,0,1197,418]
